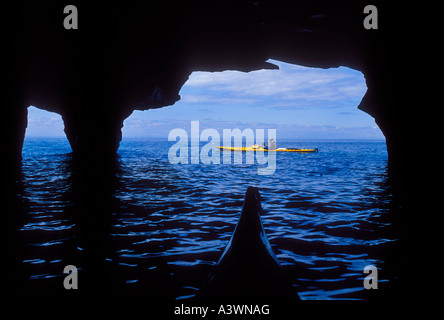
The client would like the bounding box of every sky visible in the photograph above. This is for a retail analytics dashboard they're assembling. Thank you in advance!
[25,59,385,140]
[25,106,65,138]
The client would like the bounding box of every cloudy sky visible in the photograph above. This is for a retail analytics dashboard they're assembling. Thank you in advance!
[26,59,384,140]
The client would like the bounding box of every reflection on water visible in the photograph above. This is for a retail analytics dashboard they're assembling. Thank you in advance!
[12,138,400,300]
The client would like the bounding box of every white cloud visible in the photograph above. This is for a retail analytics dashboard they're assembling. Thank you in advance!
[181,94,257,105]
[25,106,65,137]
[123,60,378,140]
[181,59,367,109]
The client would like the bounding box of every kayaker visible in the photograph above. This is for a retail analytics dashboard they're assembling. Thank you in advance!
[269,138,276,150]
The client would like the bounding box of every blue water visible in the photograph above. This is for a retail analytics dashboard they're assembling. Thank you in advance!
[17,137,398,300]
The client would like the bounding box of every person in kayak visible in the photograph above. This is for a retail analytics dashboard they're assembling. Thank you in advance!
[269,138,276,151]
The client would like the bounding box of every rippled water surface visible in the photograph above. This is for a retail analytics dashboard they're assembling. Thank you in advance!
[16,138,398,300]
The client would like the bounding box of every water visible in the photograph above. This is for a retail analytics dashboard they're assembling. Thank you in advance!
[14,137,399,300]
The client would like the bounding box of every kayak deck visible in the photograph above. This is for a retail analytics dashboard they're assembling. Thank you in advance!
[216,146,318,153]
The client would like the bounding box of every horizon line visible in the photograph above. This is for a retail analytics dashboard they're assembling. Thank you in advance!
[25,135,386,141]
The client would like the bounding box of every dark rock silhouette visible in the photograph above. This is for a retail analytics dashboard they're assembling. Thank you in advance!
[5,1,432,191]
[200,187,298,300]
[4,0,440,300]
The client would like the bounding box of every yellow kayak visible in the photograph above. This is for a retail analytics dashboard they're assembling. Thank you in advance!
[216,146,318,153]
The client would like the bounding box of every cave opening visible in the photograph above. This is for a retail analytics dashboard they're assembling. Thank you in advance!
[23,105,71,156]
[15,61,397,300]
[6,0,430,301]
[122,59,384,142]
[114,61,395,300]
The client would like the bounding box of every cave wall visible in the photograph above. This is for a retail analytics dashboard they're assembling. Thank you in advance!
[5,0,431,198]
